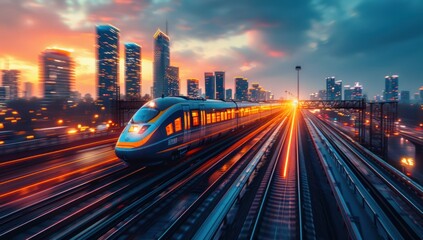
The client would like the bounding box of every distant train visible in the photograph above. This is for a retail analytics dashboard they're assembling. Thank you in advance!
[115,96,282,165]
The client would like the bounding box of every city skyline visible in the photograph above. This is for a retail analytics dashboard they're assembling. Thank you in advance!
[0,0,422,99]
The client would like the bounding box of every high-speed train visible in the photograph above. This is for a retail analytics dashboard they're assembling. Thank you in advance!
[115,96,281,165]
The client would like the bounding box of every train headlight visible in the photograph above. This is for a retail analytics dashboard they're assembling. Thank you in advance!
[128,125,150,134]
[128,125,140,133]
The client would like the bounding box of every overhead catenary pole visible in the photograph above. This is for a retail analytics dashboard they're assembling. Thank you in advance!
[295,65,301,101]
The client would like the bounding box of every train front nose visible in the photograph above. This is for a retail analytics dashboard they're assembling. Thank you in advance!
[115,124,152,157]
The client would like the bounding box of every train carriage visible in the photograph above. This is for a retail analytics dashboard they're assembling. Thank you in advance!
[115,96,280,165]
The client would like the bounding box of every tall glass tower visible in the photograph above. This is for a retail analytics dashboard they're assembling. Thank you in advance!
[205,72,215,99]
[326,77,342,100]
[40,48,74,104]
[215,71,225,100]
[1,70,20,99]
[166,66,179,96]
[125,42,141,100]
[153,29,170,98]
[96,24,120,109]
[187,78,199,97]
[384,75,399,101]
[235,77,248,101]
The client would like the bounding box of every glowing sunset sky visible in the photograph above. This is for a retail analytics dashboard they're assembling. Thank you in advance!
[0,0,422,99]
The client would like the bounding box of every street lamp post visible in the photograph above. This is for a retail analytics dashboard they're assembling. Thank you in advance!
[295,65,301,101]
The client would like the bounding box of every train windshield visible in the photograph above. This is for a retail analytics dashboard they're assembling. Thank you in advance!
[132,108,159,123]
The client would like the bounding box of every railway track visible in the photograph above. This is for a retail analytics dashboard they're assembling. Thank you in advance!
[305,111,423,239]
[245,108,313,239]
[151,114,287,240]
[77,113,287,239]
[0,165,146,238]
[0,113,286,239]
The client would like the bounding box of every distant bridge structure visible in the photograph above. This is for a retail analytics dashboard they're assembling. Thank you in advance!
[298,99,397,159]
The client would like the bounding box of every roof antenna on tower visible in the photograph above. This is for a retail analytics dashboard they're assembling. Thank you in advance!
[165,18,168,35]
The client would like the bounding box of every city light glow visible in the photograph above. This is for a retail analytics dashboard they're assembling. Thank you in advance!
[401,157,414,167]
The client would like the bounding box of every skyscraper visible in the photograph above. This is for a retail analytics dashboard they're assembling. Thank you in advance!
[344,85,353,100]
[250,83,260,101]
[125,43,141,99]
[166,66,179,96]
[187,78,199,97]
[384,75,399,101]
[40,48,74,104]
[153,29,170,98]
[24,82,33,99]
[0,86,10,103]
[1,70,20,99]
[96,24,120,108]
[215,71,225,100]
[235,77,248,101]
[334,80,342,100]
[326,77,335,100]
[400,91,410,104]
[326,77,342,100]
[225,89,232,100]
[352,82,363,100]
[205,72,215,99]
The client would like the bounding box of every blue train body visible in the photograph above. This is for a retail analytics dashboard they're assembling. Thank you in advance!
[115,97,280,165]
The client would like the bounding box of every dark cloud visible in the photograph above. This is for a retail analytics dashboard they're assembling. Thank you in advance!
[324,0,423,56]
[164,0,320,54]
[1,0,422,98]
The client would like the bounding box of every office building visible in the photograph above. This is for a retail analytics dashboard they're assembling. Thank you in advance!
[344,85,353,100]
[96,24,120,108]
[40,48,75,104]
[125,42,141,99]
[326,77,342,100]
[384,75,399,101]
[352,82,363,100]
[400,91,410,104]
[249,83,269,101]
[250,83,260,101]
[235,77,248,101]
[166,66,179,96]
[215,71,225,100]
[153,29,170,98]
[24,82,33,99]
[187,78,199,97]
[225,89,232,100]
[205,72,215,99]
[0,86,10,102]
[1,70,20,99]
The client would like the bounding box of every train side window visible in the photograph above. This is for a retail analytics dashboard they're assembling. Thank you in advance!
[212,113,216,123]
[216,112,221,122]
[201,111,206,125]
[174,117,182,132]
[166,123,174,135]
[232,109,235,118]
[206,113,211,124]
[192,111,199,126]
